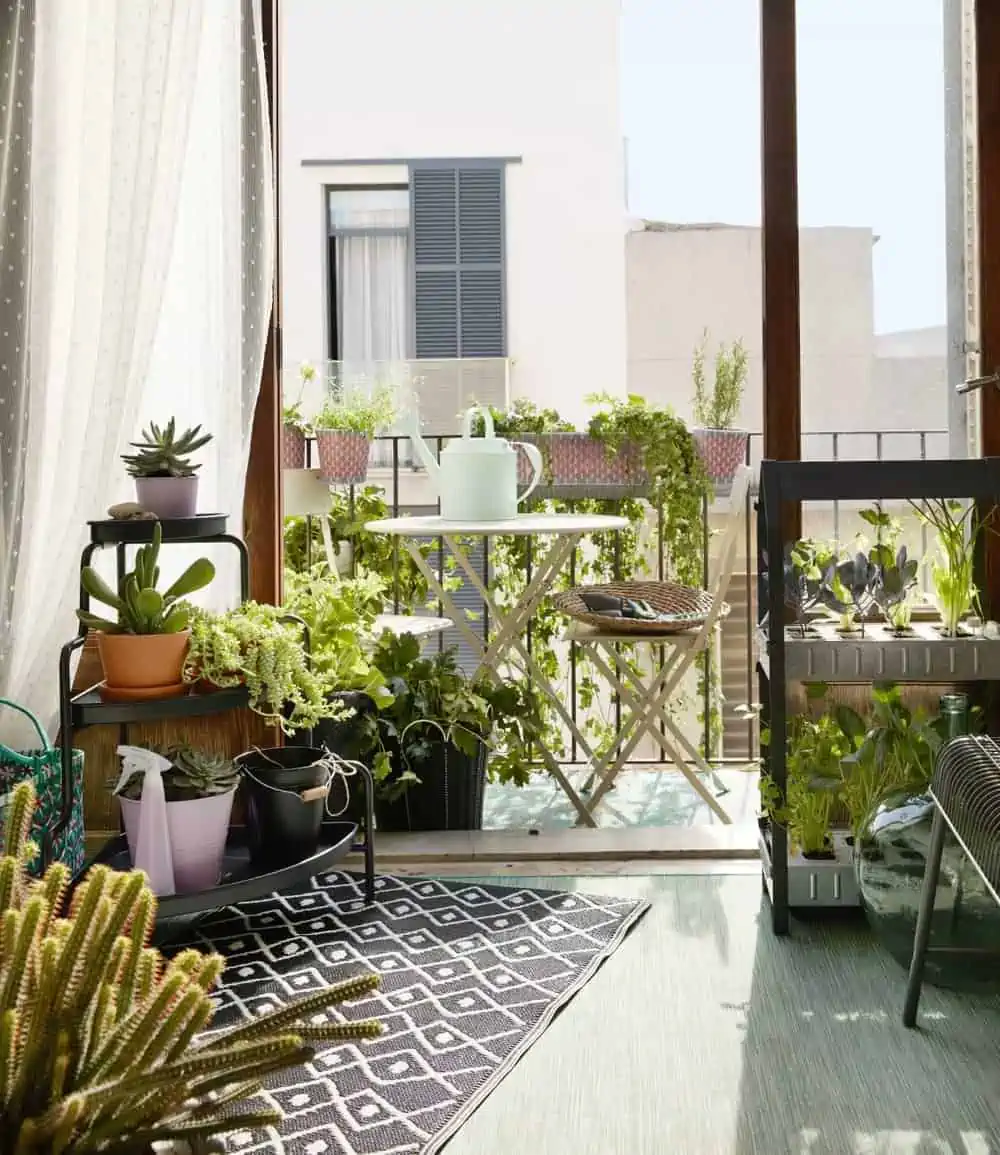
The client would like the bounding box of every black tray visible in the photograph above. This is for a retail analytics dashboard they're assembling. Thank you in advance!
[90,824,359,920]
[70,683,249,727]
[88,513,229,544]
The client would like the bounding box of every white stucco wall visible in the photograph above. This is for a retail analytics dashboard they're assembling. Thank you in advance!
[280,0,627,425]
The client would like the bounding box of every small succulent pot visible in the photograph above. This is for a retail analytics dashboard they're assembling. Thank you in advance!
[546,432,646,487]
[315,430,371,485]
[282,423,307,470]
[135,475,199,518]
[692,427,749,484]
[97,630,191,701]
[120,788,236,893]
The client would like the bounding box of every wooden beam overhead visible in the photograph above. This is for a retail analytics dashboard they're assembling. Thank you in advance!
[760,0,802,539]
[243,0,283,606]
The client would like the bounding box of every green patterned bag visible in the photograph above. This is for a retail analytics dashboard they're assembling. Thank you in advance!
[0,698,85,876]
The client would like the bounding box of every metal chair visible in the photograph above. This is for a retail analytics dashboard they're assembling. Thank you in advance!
[903,734,1000,1027]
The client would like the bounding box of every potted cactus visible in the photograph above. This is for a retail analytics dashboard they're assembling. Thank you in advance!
[116,743,241,893]
[0,781,383,1153]
[122,417,213,518]
[77,521,215,700]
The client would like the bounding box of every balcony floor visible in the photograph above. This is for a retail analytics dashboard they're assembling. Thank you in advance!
[483,764,760,830]
[439,870,1000,1155]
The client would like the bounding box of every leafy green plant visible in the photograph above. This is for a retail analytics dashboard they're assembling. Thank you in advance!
[122,418,213,479]
[78,522,215,635]
[0,781,382,1153]
[118,743,240,802]
[819,552,876,633]
[910,498,989,635]
[476,398,575,437]
[314,380,396,437]
[284,362,317,432]
[183,603,346,733]
[283,568,392,708]
[692,332,748,429]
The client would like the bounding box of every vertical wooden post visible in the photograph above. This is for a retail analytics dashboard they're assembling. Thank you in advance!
[760,0,802,542]
[243,0,282,605]
[977,0,1000,619]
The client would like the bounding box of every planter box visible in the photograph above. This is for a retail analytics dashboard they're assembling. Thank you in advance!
[760,822,860,908]
[545,433,646,488]
[758,620,1000,683]
[375,740,487,832]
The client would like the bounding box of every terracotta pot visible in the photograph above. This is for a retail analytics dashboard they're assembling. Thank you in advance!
[692,428,749,484]
[97,630,191,700]
[135,475,198,518]
[546,433,646,487]
[282,423,307,470]
[315,430,370,485]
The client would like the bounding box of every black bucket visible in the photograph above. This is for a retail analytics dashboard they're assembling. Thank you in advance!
[235,746,330,867]
[295,692,377,825]
[375,739,487,833]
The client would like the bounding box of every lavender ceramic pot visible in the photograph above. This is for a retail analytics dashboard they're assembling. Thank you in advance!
[120,788,236,893]
[135,475,199,518]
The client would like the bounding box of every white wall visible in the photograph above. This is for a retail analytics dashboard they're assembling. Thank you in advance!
[280,0,627,426]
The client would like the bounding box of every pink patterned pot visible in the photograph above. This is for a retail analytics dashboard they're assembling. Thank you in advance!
[282,424,306,470]
[315,430,371,485]
[547,433,646,487]
[692,428,749,483]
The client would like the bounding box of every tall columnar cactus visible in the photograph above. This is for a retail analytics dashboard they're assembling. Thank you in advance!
[0,783,383,1153]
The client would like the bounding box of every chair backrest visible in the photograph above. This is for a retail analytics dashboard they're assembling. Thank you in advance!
[699,464,754,639]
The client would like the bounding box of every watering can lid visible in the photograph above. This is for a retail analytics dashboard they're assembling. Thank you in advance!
[441,405,514,455]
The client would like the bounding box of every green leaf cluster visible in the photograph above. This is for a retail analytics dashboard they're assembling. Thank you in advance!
[77,523,215,636]
[313,379,396,437]
[0,782,382,1154]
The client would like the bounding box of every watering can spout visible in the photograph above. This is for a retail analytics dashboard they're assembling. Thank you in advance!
[401,408,441,491]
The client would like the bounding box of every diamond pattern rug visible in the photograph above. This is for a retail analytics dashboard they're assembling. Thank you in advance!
[177,872,648,1155]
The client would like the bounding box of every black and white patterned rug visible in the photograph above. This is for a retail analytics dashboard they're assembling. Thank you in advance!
[180,872,648,1155]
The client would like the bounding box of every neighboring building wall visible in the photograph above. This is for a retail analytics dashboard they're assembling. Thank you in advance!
[627,223,947,444]
[280,0,628,425]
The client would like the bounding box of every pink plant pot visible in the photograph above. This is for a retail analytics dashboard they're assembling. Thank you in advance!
[282,424,307,470]
[135,475,199,518]
[547,433,646,487]
[120,788,236,893]
[692,428,749,483]
[315,430,371,485]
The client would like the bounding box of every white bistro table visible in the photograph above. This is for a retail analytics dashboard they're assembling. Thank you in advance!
[365,513,629,826]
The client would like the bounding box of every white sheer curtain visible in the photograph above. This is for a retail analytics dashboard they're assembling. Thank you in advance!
[0,0,272,744]
[336,232,410,364]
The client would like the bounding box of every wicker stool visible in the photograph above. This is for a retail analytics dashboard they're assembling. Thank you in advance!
[904,734,1000,1026]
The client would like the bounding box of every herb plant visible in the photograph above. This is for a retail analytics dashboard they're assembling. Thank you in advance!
[314,379,396,437]
[910,498,988,635]
[692,332,748,430]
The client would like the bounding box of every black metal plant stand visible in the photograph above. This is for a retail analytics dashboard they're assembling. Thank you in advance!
[758,457,1000,935]
[53,513,376,918]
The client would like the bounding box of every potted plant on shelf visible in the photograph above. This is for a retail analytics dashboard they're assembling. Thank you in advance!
[183,601,346,732]
[116,742,240,893]
[283,361,317,470]
[77,521,215,701]
[691,332,750,484]
[122,417,213,518]
[0,781,383,1153]
[313,379,396,485]
[910,498,990,636]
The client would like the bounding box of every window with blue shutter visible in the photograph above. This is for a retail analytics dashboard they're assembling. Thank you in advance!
[411,163,507,359]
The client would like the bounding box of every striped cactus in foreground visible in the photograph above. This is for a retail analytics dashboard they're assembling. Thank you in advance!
[0,782,383,1154]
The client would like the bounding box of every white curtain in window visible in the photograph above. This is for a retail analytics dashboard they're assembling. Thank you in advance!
[0,0,272,744]
[336,232,410,365]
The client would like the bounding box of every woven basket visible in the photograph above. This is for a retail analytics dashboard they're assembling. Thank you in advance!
[552,581,722,635]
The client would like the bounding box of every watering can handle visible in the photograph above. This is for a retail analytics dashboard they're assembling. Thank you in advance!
[513,442,544,505]
[0,698,52,766]
[461,405,495,440]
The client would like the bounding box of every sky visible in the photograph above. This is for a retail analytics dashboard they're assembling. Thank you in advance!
[622,0,948,336]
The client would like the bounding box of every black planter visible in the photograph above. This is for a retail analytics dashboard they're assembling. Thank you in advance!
[375,739,487,832]
[295,691,377,825]
[235,745,329,867]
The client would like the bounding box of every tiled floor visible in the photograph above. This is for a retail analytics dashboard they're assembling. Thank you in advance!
[482,764,759,830]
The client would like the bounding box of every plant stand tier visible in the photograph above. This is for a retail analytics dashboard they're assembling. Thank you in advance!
[69,683,249,728]
[759,823,860,909]
[757,622,1000,683]
[88,823,363,921]
[87,512,230,544]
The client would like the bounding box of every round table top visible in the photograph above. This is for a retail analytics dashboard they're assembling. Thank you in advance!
[365,513,630,537]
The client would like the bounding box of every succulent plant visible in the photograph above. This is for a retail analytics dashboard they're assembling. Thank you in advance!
[0,781,383,1153]
[118,744,240,802]
[122,418,213,479]
[77,521,215,635]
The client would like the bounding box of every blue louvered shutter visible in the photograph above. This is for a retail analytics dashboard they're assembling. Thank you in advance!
[411,164,506,359]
